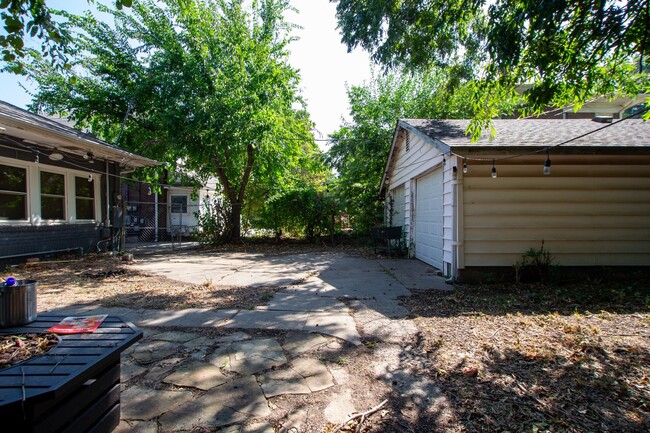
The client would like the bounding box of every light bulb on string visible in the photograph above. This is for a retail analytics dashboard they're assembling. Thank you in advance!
[88,173,93,182]
[491,160,497,179]
[543,150,552,175]
[35,154,39,163]
[463,158,468,174]
[147,185,152,196]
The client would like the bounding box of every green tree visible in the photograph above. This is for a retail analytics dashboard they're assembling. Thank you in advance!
[333,0,650,133]
[1,0,131,71]
[20,0,314,240]
[327,69,478,233]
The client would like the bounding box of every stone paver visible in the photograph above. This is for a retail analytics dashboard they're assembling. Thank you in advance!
[163,360,230,390]
[158,376,271,432]
[304,311,361,345]
[129,340,179,364]
[114,420,158,433]
[242,422,276,433]
[324,389,357,424]
[121,386,193,421]
[291,357,335,392]
[281,332,329,356]
[258,357,334,398]
[143,357,185,381]
[121,360,147,383]
[258,368,312,397]
[150,331,199,342]
[208,338,287,375]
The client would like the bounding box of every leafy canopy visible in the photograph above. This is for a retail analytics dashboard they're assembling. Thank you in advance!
[333,0,650,133]
[328,69,478,232]
[21,0,317,240]
[1,0,131,71]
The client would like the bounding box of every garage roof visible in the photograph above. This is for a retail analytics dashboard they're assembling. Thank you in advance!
[401,118,650,148]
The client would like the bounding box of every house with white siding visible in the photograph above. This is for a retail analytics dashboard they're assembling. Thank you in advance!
[380,118,650,281]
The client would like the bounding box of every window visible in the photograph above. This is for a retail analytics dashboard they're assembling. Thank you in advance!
[41,171,65,220]
[171,195,188,213]
[75,176,95,220]
[0,164,27,220]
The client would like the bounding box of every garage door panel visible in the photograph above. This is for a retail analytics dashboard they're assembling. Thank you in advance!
[415,170,443,269]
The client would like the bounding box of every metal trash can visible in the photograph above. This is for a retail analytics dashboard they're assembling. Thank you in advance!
[0,280,38,327]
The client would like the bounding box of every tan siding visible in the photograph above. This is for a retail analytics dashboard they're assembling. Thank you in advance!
[462,161,650,267]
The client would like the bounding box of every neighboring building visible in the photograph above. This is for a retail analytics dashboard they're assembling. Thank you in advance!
[0,101,158,261]
[380,118,650,281]
[512,89,648,119]
[119,176,217,243]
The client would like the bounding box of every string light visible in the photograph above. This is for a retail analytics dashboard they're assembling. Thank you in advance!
[543,150,552,175]
[463,158,468,174]
[88,173,93,182]
[147,185,152,195]
[34,154,39,163]
[491,160,497,179]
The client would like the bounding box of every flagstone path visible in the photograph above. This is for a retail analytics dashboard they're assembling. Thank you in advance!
[47,252,451,432]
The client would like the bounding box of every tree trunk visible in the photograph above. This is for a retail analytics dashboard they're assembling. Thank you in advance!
[212,143,255,243]
[230,201,242,240]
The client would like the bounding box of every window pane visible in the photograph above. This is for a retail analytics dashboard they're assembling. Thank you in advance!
[0,164,26,192]
[76,198,94,220]
[0,193,26,220]
[41,171,65,195]
[75,176,94,198]
[171,195,187,213]
[42,196,65,220]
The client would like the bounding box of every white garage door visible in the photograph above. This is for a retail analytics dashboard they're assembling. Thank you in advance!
[415,169,444,269]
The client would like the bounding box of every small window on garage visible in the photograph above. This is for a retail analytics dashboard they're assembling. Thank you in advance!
[41,171,65,220]
[171,195,188,213]
[0,164,27,220]
[75,176,95,220]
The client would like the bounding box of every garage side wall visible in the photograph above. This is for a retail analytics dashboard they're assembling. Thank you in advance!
[461,158,650,267]
[384,130,452,269]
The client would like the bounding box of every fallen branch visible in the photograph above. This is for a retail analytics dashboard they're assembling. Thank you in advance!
[332,400,388,433]
[332,399,388,433]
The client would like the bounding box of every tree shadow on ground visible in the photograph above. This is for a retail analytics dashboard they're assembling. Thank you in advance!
[389,275,650,432]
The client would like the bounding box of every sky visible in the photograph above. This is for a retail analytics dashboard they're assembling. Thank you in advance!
[0,0,374,141]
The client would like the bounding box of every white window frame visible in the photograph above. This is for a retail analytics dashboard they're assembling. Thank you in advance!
[0,160,29,223]
[39,168,67,222]
[74,175,97,221]
[0,156,101,226]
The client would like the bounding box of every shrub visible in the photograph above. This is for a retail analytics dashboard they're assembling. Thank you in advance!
[514,241,556,284]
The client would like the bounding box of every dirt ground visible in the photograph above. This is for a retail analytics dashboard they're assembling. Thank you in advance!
[4,246,650,432]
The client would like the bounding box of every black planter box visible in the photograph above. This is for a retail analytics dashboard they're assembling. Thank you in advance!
[0,316,142,433]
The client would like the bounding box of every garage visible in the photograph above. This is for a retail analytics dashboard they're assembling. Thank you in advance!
[414,169,444,269]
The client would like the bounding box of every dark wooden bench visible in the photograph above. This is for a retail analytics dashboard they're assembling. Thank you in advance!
[0,315,142,433]
[371,226,403,256]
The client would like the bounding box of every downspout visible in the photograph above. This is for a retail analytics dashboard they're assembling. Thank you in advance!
[447,180,458,283]
[105,160,110,227]
[154,191,159,242]
[446,158,464,283]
